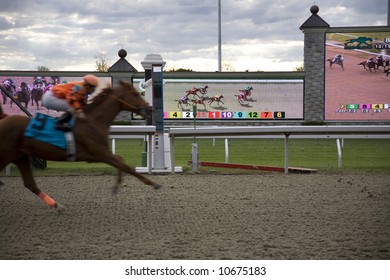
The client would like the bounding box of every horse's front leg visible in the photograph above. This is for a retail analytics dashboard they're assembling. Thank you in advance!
[13,156,65,211]
[99,153,162,190]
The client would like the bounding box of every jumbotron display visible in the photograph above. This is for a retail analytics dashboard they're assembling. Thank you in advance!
[0,75,111,117]
[160,79,304,120]
[325,31,390,121]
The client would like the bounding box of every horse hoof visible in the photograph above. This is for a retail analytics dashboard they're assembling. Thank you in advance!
[112,185,119,195]
[56,203,66,212]
[153,184,163,190]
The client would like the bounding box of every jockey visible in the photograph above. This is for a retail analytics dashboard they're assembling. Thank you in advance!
[42,74,99,131]
[335,54,343,63]
[376,55,384,60]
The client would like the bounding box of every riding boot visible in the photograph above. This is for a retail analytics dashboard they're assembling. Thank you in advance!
[55,110,73,131]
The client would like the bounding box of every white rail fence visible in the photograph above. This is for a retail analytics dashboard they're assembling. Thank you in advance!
[4,125,390,175]
[168,126,390,174]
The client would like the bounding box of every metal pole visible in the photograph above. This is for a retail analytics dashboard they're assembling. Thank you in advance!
[218,0,222,72]
[388,0,390,26]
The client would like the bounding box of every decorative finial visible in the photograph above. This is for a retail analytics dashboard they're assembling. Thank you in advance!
[118,49,127,58]
[310,4,319,14]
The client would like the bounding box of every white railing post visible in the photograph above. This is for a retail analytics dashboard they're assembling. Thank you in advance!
[284,133,290,174]
[111,138,116,154]
[224,138,229,163]
[336,138,342,169]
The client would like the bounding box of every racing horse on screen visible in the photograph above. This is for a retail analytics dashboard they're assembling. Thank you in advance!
[0,81,162,211]
[327,55,344,70]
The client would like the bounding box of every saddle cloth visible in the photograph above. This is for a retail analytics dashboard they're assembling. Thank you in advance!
[24,112,76,160]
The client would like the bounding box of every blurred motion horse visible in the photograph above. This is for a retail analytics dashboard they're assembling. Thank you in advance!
[30,87,44,110]
[358,59,376,73]
[327,56,344,70]
[11,82,30,109]
[1,78,16,105]
[0,81,161,211]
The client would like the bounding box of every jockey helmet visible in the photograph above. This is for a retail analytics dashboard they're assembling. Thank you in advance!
[83,74,99,87]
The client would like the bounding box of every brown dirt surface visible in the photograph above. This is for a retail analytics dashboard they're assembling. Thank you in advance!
[0,172,389,260]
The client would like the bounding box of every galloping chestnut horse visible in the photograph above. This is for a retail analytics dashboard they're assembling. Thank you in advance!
[0,80,161,211]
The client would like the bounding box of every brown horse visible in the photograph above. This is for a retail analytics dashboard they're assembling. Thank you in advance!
[30,87,44,110]
[0,81,161,211]
[208,94,224,106]
[358,59,376,73]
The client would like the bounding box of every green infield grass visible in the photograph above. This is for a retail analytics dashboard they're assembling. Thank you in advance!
[1,138,389,176]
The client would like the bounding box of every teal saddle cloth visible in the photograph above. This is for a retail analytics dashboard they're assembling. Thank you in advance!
[24,112,75,149]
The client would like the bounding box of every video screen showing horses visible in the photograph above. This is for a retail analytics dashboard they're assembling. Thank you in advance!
[1,75,111,117]
[162,79,304,120]
[325,31,390,121]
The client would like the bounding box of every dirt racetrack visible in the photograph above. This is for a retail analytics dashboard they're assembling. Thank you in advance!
[0,172,389,260]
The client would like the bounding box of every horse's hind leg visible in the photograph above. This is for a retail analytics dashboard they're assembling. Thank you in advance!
[13,156,65,211]
[112,169,123,194]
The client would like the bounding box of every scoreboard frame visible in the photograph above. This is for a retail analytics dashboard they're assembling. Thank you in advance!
[156,77,304,121]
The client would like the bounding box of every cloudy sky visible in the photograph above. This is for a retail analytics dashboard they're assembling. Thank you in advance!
[0,0,387,72]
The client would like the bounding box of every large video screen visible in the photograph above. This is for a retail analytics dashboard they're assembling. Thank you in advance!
[1,75,111,117]
[325,31,390,121]
[159,79,304,120]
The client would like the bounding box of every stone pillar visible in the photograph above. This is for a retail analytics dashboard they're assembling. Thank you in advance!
[300,5,329,122]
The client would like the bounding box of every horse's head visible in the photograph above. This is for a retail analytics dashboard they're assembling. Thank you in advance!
[115,80,152,118]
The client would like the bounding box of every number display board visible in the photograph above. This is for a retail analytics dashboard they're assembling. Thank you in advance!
[158,79,303,120]
[325,30,390,121]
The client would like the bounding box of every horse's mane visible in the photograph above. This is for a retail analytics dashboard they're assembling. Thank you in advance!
[84,86,113,113]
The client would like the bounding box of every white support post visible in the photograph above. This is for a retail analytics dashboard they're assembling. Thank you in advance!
[170,136,175,174]
[224,138,229,163]
[111,138,116,154]
[336,138,342,169]
[284,133,290,174]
